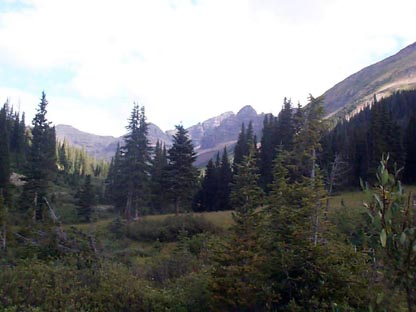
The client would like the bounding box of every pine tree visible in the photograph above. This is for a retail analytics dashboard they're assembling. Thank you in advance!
[58,140,69,174]
[121,103,152,221]
[21,92,57,220]
[217,146,233,211]
[259,114,277,191]
[233,121,256,175]
[277,97,294,150]
[211,146,266,310]
[150,140,169,213]
[0,105,10,199]
[77,175,95,222]
[166,125,197,215]
[199,158,218,211]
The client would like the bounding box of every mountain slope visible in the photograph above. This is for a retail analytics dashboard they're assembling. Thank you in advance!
[56,123,172,161]
[323,42,416,117]
[56,105,264,166]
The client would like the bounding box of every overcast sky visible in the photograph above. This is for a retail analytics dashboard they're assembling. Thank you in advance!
[0,0,414,136]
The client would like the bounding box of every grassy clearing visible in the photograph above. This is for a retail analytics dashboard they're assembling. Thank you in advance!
[69,185,416,234]
[142,210,234,229]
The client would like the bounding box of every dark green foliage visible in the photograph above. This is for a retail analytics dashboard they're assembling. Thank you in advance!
[0,190,7,251]
[76,175,95,222]
[0,105,10,198]
[122,104,152,220]
[259,113,277,191]
[322,90,416,187]
[106,104,151,220]
[125,215,220,243]
[217,147,233,210]
[150,140,169,213]
[233,121,256,174]
[211,148,266,311]
[21,92,57,220]
[198,158,218,211]
[105,143,125,209]
[165,125,198,215]
[258,98,295,192]
[194,147,232,212]
[107,216,126,239]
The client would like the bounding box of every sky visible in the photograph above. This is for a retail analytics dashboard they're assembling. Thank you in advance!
[0,0,414,137]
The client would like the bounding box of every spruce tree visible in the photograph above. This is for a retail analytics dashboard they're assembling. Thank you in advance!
[150,140,168,213]
[217,147,233,211]
[77,175,95,222]
[233,121,256,175]
[259,114,277,191]
[0,106,10,199]
[211,146,266,310]
[166,125,197,215]
[277,97,294,150]
[21,92,57,220]
[121,103,152,221]
[199,158,218,211]
[58,140,69,174]
[233,123,246,174]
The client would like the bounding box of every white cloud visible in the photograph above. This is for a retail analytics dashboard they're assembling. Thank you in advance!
[0,0,415,135]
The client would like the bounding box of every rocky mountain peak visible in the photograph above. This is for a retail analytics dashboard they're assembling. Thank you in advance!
[236,105,257,118]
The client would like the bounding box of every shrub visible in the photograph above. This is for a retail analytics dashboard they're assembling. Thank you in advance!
[126,215,220,242]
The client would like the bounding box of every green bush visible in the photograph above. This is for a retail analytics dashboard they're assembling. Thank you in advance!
[0,260,149,312]
[126,215,220,242]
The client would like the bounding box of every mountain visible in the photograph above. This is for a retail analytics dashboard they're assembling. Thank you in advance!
[323,42,416,117]
[190,105,264,166]
[56,123,172,161]
[55,105,264,166]
[57,42,416,165]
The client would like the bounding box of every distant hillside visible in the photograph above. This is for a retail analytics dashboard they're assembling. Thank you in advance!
[56,123,172,161]
[56,42,416,165]
[323,42,416,117]
[56,105,264,166]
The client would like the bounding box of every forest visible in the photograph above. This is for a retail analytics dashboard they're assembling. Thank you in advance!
[1,90,416,311]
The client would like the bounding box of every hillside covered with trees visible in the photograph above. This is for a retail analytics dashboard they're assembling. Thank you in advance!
[1,90,416,311]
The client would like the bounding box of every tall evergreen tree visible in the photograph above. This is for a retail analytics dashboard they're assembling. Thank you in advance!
[150,140,169,213]
[121,103,152,221]
[0,105,10,199]
[77,175,95,222]
[211,146,266,310]
[259,113,277,191]
[21,92,57,220]
[58,140,69,174]
[105,143,125,209]
[198,158,218,211]
[277,97,294,150]
[165,125,197,215]
[217,146,233,211]
[233,121,256,175]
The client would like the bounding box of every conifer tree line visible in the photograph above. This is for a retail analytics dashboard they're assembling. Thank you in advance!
[105,104,199,220]
[105,90,416,219]
[0,92,109,222]
[2,89,416,310]
[321,90,416,188]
